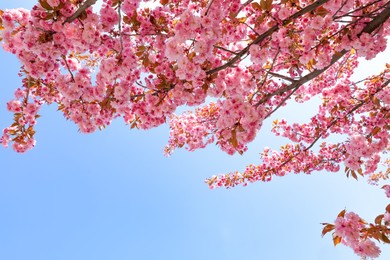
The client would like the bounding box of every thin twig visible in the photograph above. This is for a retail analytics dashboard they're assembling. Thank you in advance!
[62,55,75,82]
[205,0,215,16]
[64,0,98,24]
[117,1,124,56]
[267,71,296,82]
[213,45,240,55]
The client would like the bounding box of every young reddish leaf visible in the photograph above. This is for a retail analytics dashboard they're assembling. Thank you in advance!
[39,0,53,10]
[251,2,261,11]
[111,0,120,7]
[333,235,342,246]
[237,17,247,23]
[321,224,335,237]
[123,15,131,24]
[386,204,390,214]
[261,0,273,11]
[337,209,346,218]
[160,0,169,5]
[375,214,384,225]
[136,45,147,57]
[351,170,358,180]
[0,9,3,31]
[231,129,238,148]
[316,6,329,17]
[381,233,390,243]
[256,13,266,24]
[371,126,381,136]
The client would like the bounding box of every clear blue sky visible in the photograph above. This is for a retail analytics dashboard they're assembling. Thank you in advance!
[0,1,389,259]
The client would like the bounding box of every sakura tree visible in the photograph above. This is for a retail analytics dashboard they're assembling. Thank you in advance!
[1,0,389,257]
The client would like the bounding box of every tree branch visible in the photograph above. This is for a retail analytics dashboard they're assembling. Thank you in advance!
[64,0,98,24]
[117,1,124,56]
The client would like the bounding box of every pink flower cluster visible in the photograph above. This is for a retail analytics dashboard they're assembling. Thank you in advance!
[333,211,384,259]
[1,87,41,152]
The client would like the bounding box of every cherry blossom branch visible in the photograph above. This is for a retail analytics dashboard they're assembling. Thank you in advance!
[304,78,390,152]
[206,0,330,75]
[206,80,388,188]
[253,48,345,107]
[64,0,98,24]
[265,99,367,174]
[255,1,390,109]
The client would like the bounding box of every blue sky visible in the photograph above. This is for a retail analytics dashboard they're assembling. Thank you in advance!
[0,1,389,259]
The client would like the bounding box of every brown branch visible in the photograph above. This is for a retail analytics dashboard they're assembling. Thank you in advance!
[267,71,296,82]
[205,0,215,16]
[213,45,240,55]
[62,55,75,82]
[64,0,98,24]
[117,0,124,56]
[264,87,299,119]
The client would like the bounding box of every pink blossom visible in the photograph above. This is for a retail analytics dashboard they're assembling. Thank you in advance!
[353,240,381,259]
[383,185,390,198]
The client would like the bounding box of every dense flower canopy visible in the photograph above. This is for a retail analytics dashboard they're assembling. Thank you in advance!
[1,0,390,258]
